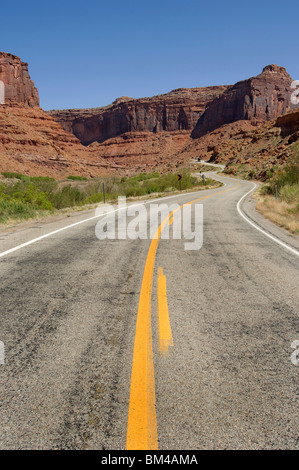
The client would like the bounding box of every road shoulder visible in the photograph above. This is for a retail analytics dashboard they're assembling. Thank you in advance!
[241,187,299,253]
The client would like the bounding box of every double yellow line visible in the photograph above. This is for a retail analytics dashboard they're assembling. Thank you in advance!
[157,267,173,355]
[126,184,239,450]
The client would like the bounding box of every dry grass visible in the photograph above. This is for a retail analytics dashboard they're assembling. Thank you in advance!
[255,193,299,234]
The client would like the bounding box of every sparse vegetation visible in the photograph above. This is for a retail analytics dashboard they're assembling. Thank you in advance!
[260,153,299,202]
[0,171,220,224]
[256,152,299,233]
[67,175,88,181]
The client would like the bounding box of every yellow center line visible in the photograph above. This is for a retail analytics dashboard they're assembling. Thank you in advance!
[126,183,240,450]
[157,267,173,354]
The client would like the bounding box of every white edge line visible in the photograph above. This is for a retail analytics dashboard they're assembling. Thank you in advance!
[0,186,222,259]
[237,183,299,258]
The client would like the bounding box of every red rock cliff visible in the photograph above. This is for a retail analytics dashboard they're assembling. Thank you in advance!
[191,65,296,138]
[48,86,228,145]
[0,52,39,107]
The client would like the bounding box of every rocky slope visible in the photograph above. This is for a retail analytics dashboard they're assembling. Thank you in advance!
[191,65,296,138]
[178,110,299,180]
[222,110,299,179]
[0,104,114,177]
[87,130,191,175]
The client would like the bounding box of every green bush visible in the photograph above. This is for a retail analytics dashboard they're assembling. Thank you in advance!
[274,155,299,190]
[2,172,31,181]
[260,184,272,196]
[279,184,299,203]
[81,193,103,205]
[67,175,88,181]
[0,198,36,223]
[30,176,57,194]
[260,154,299,205]
[128,172,160,182]
[124,183,146,198]
[142,180,161,194]
[2,182,54,210]
[49,185,85,209]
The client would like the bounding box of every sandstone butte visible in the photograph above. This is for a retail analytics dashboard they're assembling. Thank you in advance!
[0,51,298,178]
[191,64,297,138]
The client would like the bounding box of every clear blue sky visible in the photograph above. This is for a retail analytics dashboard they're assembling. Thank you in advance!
[1,0,298,110]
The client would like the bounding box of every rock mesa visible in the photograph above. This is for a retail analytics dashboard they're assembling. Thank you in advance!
[48,86,228,145]
[191,65,296,138]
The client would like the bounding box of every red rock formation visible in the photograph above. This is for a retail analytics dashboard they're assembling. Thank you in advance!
[87,130,192,174]
[1,54,298,180]
[191,65,296,138]
[48,86,228,145]
[275,109,299,138]
[177,108,299,181]
[0,52,39,107]
[0,105,114,177]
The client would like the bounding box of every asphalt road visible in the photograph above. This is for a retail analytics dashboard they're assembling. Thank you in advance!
[0,174,298,450]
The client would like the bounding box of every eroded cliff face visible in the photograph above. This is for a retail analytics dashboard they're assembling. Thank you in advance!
[0,52,39,107]
[275,109,299,138]
[48,86,228,145]
[191,65,296,138]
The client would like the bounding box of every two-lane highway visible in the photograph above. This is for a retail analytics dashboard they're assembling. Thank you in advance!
[0,174,298,449]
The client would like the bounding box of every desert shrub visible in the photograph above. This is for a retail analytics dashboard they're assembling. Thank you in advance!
[81,193,103,204]
[67,175,88,181]
[274,155,299,189]
[2,182,53,210]
[128,172,160,182]
[30,177,57,194]
[2,172,31,181]
[48,185,85,209]
[124,183,146,198]
[279,184,299,203]
[142,180,161,193]
[262,155,299,201]
[0,198,37,223]
[260,184,273,196]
